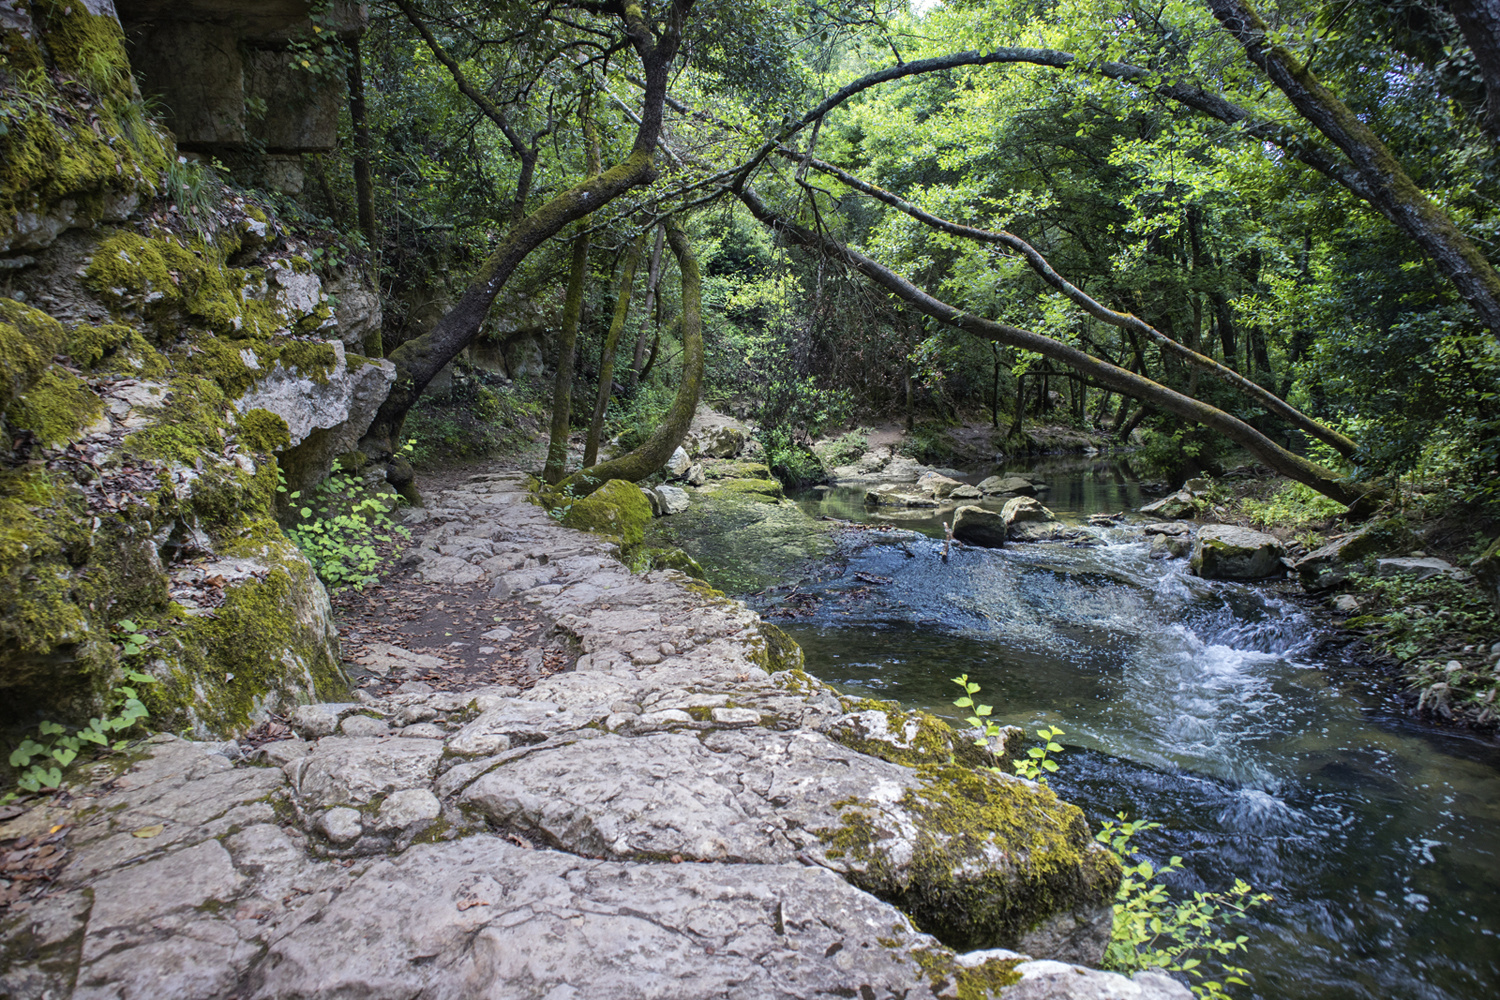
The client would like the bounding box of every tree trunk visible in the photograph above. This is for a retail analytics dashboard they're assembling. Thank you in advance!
[629,225,666,390]
[1009,371,1025,438]
[583,230,646,467]
[542,96,600,485]
[737,184,1371,505]
[989,342,1001,429]
[558,216,702,490]
[1447,0,1500,140]
[345,35,377,263]
[1207,0,1500,342]
[357,3,684,483]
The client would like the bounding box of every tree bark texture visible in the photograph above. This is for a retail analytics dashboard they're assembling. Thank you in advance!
[736,185,1368,505]
[584,230,646,467]
[1206,0,1500,341]
[345,34,377,260]
[559,216,702,491]
[1447,0,1500,140]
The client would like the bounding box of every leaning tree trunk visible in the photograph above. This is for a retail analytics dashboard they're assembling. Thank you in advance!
[356,2,685,485]
[558,216,702,492]
[628,224,666,390]
[736,185,1372,506]
[1206,0,1500,342]
[583,230,646,467]
[542,96,601,485]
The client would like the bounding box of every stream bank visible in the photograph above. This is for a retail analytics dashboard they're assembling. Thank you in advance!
[0,466,1186,1000]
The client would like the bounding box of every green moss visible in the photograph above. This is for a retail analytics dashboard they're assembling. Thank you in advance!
[7,366,103,445]
[33,1,134,97]
[713,478,785,501]
[144,535,346,734]
[744,620,804,673]
[911,947,1023,999]
[0,18,170,248]
[0,298,68,409]
[238,408,291,453]
[67,321,133,368]
[561,479,653,548]
[634,545,707,579]
[122,373,227,464]
[818,764,1119,951]
[85,231,256,338]
[826,698,990,769]
[276,340,338,384]
[705,460,773,480]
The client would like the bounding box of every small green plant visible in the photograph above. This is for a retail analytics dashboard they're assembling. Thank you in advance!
[5,622,156,800]
[950,675,1268,997]
[814,428,869,468]
[1097,814,1271,999]
[546,479,589,523]
[283,460,411,590]
[164,156,218,237]
[952,674,1064,784]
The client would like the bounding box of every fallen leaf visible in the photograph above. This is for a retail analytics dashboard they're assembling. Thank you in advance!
[131,823,164,839]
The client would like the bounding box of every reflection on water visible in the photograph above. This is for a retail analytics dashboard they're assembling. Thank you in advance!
[764,460,1500,1000]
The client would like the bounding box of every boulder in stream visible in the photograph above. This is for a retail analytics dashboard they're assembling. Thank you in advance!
[1139,490,1199,520]
[954,504,1008,547]
[1190,525,1286,580]
[1004,497,1080,543]
[979,475,1043,496]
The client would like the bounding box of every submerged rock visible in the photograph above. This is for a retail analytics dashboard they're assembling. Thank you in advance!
[1190,525,1285,580]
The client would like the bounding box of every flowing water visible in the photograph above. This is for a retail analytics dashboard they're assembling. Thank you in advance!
[751,457,1500,1000]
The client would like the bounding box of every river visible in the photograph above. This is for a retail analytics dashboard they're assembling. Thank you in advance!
[745,457,1500,1000]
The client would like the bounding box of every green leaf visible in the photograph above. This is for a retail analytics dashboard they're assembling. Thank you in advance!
[38,720,66,736]
[51,747,77,767]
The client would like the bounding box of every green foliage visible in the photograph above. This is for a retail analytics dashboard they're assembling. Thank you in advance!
[283,470,410,590]
[814,428,869,468]
[4,621,156,800]
[1239,482,1347,532]
[1096,814,1271,999]
[952,674,1267,996]
[163,155,219,237]
[759,425,826,488]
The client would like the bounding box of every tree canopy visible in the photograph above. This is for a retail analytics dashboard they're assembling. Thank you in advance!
[305,0,1499,503]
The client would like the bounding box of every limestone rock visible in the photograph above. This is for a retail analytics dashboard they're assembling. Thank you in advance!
[917,470,968,498]
[291,704,338,739]
[686,463,706,486]
[655,483,690,514]
[1294,518,1416,591]
[1375,556,1465,582]
[1002,959,1193,999]
[980,475,1041,496]
[1190,525,1286,580]
[1004,497,1079,543]
[561,479,654,547]
[865,482,941,508]
[457,729,1117,962]
[954,504,1008,548]
[233,339,396,494]
[1149,532,1190,560]
[374,788,442,833]
[282,736,444,810]
[1139,491,1199,520]
[665,445,691,478]
[249,837,962,999]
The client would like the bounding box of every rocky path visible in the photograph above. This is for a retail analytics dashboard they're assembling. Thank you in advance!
[1,469,1189,1000]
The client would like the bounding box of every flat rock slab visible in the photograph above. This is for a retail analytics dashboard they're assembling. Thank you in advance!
[248,836,954,1000]
[458,728,1115,960]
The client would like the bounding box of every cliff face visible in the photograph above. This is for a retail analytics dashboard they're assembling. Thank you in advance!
[1,0,388,738]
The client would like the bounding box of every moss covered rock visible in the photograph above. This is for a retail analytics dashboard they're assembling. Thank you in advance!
[0,299,68,409]
[561,479,653,548]
[643,482,836,594]
[1191,524,1286,580]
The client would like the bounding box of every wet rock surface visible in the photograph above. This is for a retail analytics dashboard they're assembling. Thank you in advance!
[0,471,1193,1000]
